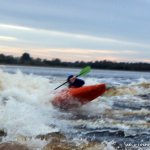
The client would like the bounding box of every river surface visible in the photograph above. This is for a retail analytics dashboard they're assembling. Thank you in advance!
[0,65,150,150]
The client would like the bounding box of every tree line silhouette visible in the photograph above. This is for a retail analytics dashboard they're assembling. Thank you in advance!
[0,53,150,71]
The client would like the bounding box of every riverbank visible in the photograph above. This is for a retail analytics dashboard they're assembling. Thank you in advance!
[0,53,150,72]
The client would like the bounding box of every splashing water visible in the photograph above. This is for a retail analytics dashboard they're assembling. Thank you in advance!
[0,66,150,149]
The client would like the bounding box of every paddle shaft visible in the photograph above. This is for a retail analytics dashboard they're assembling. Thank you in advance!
[54,81,68,90]
[54,74,81,90]
[54,66,91,90]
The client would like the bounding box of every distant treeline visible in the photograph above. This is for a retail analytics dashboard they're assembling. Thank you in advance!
[0,53,150,71]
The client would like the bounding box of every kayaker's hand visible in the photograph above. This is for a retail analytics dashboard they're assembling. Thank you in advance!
[69,76,76,83]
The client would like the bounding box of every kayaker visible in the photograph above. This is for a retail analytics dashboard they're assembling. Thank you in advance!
[67,75,85,88]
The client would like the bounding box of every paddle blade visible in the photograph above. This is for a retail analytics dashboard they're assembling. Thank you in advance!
[78,66,91,76]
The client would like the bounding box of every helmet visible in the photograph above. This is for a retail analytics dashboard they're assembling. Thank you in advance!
[67,75,73,82]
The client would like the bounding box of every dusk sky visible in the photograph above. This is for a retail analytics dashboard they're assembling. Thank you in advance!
[0,0,150,62]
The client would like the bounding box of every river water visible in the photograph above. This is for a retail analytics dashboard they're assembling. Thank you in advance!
[0,65,150,150]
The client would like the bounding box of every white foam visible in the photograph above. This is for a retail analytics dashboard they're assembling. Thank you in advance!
[0,70,59,141]
[80,97,113,116]
[0,68,149,149]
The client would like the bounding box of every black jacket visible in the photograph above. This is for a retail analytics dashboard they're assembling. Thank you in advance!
[68,78,85,88]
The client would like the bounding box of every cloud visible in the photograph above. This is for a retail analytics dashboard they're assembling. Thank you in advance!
[142,59,150,63]
[45,48,138,55]
[0,35,17,41]
[0,23,149,63]
[0,24,31,31]
[1,23,150,50]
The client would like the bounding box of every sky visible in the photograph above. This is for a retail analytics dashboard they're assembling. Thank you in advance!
[0,0,150,63]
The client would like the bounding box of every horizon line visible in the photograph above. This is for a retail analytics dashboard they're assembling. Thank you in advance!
[0,52,150,64]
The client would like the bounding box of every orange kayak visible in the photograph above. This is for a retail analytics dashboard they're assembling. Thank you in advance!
[52,84,106,109]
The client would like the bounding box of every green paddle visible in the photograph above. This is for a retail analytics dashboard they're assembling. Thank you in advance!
[54,66,91,90]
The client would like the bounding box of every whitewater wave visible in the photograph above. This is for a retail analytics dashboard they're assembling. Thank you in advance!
[0,69,149,149]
